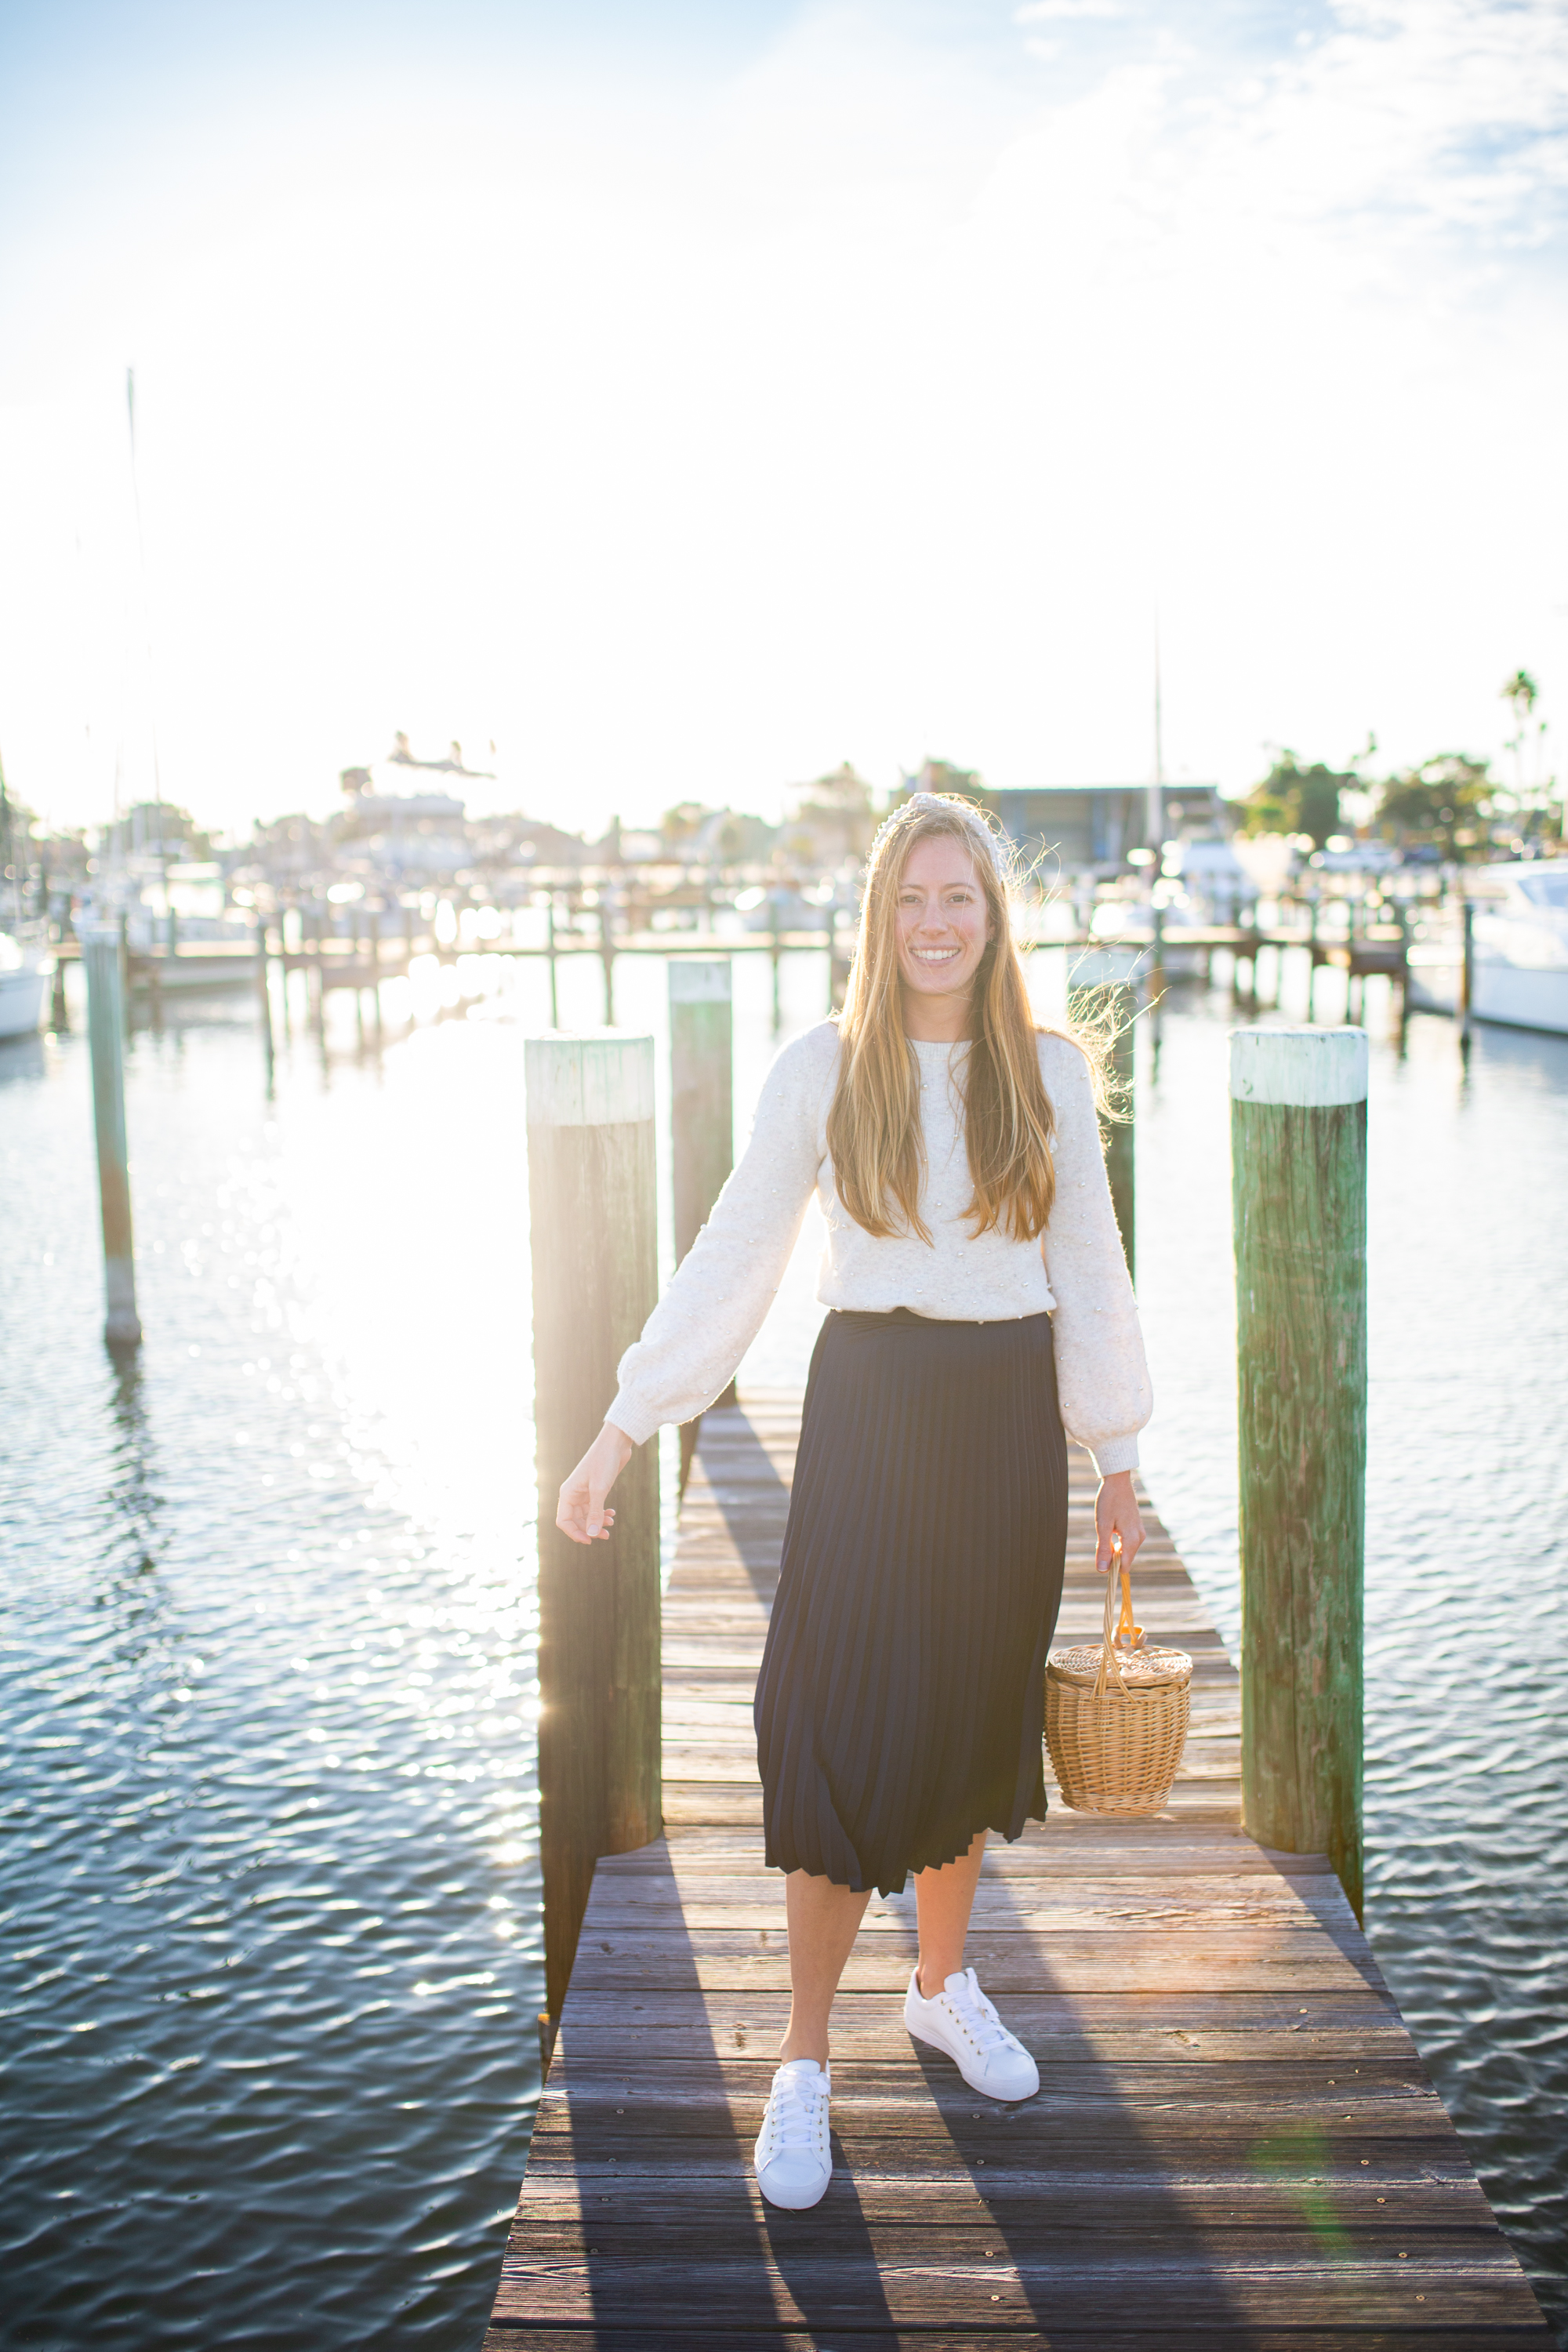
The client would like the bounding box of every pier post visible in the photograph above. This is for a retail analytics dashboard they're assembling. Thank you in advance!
[528,1033,662,2021]
[278,909,293,1041]
[255,914,275,1094]
[310,906,327,1052]
[670,961,735,1490]
[368,911,383,1045]
[769,891,783,1033]
[79,923,143,1348]
[1068,948,1137,1283]
[1458,895,1474,1051]
[599,896,616,1026]
[1231,1025,1367,1917]
[829,904,853,1012]
[545,895,560,1027]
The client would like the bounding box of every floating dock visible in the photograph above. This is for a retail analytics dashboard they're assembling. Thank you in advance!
[485,1393,1551,2347]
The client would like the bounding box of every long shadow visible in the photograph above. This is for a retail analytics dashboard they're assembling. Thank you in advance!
[536,1836,898,2344]
[691,1406,791,1606]
[904,1846,1392,2345]
[558,1841,778,2337]
[519,1396,895,2344]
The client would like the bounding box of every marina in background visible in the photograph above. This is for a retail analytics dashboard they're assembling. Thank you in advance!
[1,938,1564,2346]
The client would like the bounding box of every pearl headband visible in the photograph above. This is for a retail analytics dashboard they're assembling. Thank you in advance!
[869,791,1005,871]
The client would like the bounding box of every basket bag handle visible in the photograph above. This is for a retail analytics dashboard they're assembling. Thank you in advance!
[1093,1539,1145,1701]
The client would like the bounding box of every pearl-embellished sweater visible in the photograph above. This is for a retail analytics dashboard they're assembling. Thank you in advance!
[609,1021,1152,1475]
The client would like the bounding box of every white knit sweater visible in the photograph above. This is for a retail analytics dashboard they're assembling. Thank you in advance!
[609,1022,1152,1476]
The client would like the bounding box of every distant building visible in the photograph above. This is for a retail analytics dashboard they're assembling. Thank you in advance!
[989,783,1225,872]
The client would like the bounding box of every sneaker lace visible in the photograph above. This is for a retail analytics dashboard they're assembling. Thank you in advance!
[944,1969,1013,2053]
[768,2071,828,2152]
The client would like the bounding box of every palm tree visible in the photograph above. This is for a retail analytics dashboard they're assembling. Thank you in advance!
[1501,670,1539,800]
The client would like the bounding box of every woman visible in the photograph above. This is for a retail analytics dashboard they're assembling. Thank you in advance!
[557,792,1151,2212]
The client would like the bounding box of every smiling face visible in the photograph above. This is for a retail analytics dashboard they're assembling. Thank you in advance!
[893,832,994,1024]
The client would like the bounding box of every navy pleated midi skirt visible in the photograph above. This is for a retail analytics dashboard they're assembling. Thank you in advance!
[753,1307,1069,1897]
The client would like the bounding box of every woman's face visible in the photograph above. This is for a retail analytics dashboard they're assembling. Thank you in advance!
[893,833,993,1003]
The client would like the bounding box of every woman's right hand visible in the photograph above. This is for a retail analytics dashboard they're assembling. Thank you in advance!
[556,1421,635,1545]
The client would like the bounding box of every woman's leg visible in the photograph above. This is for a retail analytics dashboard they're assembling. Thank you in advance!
[779,1871,872,2063]
[913,1830,987,1996]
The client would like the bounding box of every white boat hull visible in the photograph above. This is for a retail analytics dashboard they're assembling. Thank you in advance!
[0,964,49,1039]
[1405,894,1568,1035]
[1472,957,1568,1036]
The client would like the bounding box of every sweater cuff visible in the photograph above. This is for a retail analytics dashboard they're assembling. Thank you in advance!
[1088,1435,1140,1477]
[605,1392,659,1448]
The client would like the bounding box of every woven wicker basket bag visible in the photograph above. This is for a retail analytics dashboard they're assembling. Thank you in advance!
[1045,1550,1192,1815]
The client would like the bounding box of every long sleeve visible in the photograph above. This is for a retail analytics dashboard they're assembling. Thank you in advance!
[1038,1034,1152,1476]
[607,1027,833,1443]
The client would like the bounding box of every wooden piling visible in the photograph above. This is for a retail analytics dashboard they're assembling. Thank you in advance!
[79,924,142,1348]
[528,1033,662,2021]
[598,897,616,1026]
[255,915,275,1092]
[769,892,783,1032]
[367,913,383,1044]
[829,904,853,1012]
[1067,949,1136,1283]
[670,961,735,1490]
[309,906,327,1050]
[1231,1025,1367,1918]
[1458,894,1475,1050]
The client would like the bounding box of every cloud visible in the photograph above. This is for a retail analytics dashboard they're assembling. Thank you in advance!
[1014,1,1127,21]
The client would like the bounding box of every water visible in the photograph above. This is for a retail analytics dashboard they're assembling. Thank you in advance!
[2,948,1564,2346]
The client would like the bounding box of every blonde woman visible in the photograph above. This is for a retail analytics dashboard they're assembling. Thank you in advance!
[557,793,1151,2211]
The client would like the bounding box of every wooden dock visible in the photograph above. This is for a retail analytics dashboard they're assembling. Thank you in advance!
[486,1392,1551,2348]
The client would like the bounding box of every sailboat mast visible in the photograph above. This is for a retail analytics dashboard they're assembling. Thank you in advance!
[126,367,164,830]
[1145,609,1164,854]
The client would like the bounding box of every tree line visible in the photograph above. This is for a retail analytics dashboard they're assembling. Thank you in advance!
[1233,672,1556,862]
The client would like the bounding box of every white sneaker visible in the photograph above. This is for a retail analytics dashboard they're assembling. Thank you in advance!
[904,1965,1040,2101]
[753,2058,833,2209]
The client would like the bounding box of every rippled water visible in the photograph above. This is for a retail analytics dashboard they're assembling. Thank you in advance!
[2,947,1564,2346]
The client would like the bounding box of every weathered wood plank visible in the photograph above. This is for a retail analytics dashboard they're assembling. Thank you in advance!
[485,2330,1542,2351]
[491,2258,1544,2335]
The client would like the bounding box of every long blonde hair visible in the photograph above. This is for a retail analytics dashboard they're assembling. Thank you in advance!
[826,792,1058,1243]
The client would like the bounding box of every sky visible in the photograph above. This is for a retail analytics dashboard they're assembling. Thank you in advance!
[0,0,1564,842]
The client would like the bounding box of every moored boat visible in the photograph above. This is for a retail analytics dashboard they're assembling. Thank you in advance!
[0,931,54,1040]
[1406,866,1568,1034]
[1472,866,1568,1035]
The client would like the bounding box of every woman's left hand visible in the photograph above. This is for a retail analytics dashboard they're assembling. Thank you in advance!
[1094,1470,1145,1573]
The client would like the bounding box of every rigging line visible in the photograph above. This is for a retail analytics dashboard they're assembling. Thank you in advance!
[125,366,164,816]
